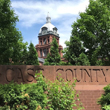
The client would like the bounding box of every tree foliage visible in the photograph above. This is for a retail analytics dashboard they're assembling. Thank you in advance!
[63,36,86,65]
[64,0,110,65]
[0,0,28,64]
[19,43,29,65]
[98,84,110,110]
[76,53,90,66]
[0,72,84,110]
[26,42,39,65]
[10,39,28,65]
[44,37,61,65]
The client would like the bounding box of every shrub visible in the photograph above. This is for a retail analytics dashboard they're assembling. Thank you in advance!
[102,105,110,110]
[98,84,110,110]
[46,76,84,110]
[0,71,84,110]
[0,74,48,110]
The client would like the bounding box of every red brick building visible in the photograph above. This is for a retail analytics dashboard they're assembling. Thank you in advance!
[35,13,63,65]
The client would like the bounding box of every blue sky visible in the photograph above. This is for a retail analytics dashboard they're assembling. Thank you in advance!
[10,0,89,48]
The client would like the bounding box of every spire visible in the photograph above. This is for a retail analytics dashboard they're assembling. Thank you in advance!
[46,12,51,23]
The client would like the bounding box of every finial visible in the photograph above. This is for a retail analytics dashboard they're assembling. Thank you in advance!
[46,12,51,23]
[47,12,49,17]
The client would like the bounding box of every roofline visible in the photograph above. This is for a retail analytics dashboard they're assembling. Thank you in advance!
[38,33,60,38]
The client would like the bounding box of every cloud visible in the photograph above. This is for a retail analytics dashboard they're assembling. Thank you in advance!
[57,15,78,48]
[11,0,89,27]
[11,0,89,48]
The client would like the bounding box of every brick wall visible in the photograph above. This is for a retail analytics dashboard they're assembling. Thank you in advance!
[0,65,109,110]
[75,90,104,110]
[74,85,105,110]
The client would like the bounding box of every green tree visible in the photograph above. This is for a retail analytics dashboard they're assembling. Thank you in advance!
[44,37,61,65]
[76,53,90,66]
[0,0,27,64]
[64,0,110,65]
[26,42,39,65]
[99,0,110,9]
[10,38,28,65]
[19,42,29,65]
[63,36,87,65]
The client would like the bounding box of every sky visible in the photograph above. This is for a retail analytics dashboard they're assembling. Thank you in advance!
[10,0,89,49]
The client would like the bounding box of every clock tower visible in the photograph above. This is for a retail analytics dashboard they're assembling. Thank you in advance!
[35,13,63,60]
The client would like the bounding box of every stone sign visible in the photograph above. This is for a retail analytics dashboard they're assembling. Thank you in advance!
[0,65,110,85]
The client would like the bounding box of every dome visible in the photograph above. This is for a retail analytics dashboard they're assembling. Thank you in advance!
[39,22,56,33]
[38,13,59,37]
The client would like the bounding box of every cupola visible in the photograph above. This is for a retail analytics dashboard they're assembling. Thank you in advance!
[38,12,59,37]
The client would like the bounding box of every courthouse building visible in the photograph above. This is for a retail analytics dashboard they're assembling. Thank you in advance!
[35,13,63,65]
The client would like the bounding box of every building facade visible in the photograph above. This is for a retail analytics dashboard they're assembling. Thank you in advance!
[35,14,63,62]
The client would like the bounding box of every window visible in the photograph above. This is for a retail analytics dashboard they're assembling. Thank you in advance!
[53,27,57,34]
[43,49,47,57]
[42,27,47,34]
[48,37,50,44]
[40,41,42,45]
[42,27,47,31]
[40,49,42,57]
[48,39,50,44]
[43,38,46,45]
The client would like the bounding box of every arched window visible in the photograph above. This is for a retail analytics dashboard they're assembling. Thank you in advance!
[43,49,47,57]
[40,41,42,45]
[48,36,50,44]
[42,27,47,34]
[53,27,57,34]
[43,38,46,45]
[39,38,42,45]
[40,49,42,57]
